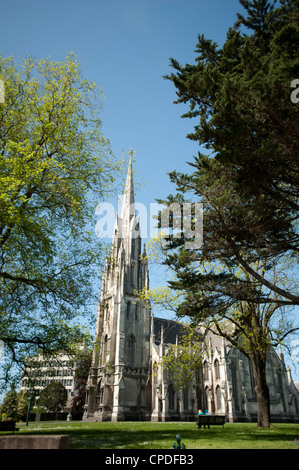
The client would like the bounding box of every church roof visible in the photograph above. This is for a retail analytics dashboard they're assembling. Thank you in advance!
[153,317,202,346]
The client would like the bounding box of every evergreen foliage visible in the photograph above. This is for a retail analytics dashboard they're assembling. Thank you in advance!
[159,0,299,427]
[38,382,68,413]
[1,383,18,420]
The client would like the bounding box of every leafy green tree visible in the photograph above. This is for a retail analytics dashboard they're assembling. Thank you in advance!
[71,348,92,415]
[17,390,29,420]
[142,235,297,427]
[161,328,205,391]
[1,383,18,420]
[0,53,122,389]
[173,261,298,428]
[38,382,68,413]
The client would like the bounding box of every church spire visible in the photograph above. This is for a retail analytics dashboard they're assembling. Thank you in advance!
[120,149,135,222]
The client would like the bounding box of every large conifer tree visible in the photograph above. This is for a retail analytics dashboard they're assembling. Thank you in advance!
[159,0,299,427]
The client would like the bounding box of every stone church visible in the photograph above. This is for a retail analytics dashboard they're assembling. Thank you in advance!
[83,156,299,423]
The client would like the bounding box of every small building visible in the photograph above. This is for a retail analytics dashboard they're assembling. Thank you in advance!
[19,351,77,411]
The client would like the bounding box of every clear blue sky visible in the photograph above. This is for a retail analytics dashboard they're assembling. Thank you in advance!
[1,0,243,269]
[0,0,242,206]
[1,0,298,381]
[0,1,244,286]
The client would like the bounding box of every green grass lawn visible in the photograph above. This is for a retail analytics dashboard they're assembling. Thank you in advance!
[4,420,298,449]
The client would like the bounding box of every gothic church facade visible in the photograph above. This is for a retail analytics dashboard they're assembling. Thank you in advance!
[83,157,299,422]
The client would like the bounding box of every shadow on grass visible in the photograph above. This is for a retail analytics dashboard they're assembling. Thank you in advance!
[10,421,299,449]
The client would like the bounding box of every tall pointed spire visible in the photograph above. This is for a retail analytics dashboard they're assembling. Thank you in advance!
[120,149,135,222]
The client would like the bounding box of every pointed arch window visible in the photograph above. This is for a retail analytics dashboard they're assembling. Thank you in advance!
[203,361,209,381]
[214,359,220,380]
[96,379,103,407]
[216,385,222,411]
[131,237,136,258]
[168,384,175,410]
[130,262,135,286]
[205,386,209,411]
[127,334,135,366]
[102,334,108,364]
[231,362,239,411]
[153,362,158,385]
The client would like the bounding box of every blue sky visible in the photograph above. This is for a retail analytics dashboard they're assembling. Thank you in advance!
[1,0,242,266]
[1,0,298,381]
[0,1,244,289]
[0,0,242,206]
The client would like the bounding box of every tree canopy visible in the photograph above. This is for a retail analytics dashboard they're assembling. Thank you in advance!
[0,53,122,389]
[38,382,67,413]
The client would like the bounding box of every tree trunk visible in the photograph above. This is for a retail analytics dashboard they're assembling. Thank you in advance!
[251,357,272,428]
